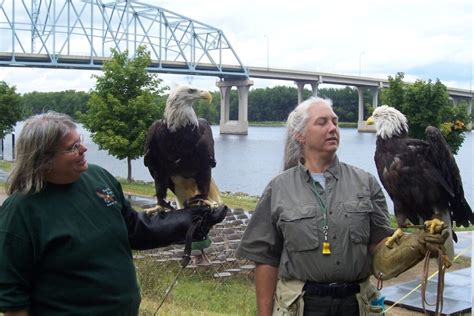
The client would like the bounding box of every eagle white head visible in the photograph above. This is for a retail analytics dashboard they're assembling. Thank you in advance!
[164,85,213,132]
[366,105,408,139]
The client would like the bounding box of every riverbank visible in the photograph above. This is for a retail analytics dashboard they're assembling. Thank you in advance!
[0,160,260,211]
[3,125,471,198]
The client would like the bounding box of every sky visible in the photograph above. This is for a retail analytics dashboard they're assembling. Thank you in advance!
[0,0,472,94]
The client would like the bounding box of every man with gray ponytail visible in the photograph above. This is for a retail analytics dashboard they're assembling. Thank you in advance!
[0,112,226,316]
[237,98,447,316]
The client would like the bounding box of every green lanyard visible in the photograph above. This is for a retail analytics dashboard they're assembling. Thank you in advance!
[310,180,331,255]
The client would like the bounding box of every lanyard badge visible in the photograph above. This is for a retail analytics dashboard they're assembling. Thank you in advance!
[311,180,331,255]
[322,225,331,255]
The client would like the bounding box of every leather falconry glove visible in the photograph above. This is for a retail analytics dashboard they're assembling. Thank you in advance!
[372,227,449,281]
[127,205,228,250]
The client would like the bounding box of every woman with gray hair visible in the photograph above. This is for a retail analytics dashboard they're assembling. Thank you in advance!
[236,98,446,315]
[6,111,80,194]
[0,111,226,316]
[283,97,333,171]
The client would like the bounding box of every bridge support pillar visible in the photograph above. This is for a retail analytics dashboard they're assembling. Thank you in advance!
[356,86,376,132]
[295,80,319,104]
[450,97,458,106]
[468,99,472,130]
[370,87,380,108]
[217,79,254,135]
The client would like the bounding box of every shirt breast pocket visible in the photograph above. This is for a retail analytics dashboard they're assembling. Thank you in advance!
[342,195,372,244]
[278,206,319,252]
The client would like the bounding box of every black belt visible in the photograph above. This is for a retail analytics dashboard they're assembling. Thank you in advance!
[303,280,363,298]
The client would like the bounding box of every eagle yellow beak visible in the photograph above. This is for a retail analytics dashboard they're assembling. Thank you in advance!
[366,116,375,125]
[200,91,213,104]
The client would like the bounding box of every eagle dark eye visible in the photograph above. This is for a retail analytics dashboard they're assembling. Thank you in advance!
[188,88,197,94]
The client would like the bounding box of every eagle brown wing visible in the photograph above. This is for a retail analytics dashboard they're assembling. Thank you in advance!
[197,118,216,168]
[144,119,174,207]
[374,136,433,227]
[425,126,473,227]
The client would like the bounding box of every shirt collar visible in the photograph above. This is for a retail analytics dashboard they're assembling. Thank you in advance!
[298,156,340,183]
[326,156,340,180]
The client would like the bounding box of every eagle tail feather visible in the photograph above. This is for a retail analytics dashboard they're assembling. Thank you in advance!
[451,197,473,227]
[439,211,455,260]
[171,176,220,209]
[208,177,221,204]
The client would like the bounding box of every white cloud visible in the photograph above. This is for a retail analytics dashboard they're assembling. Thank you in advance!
[0,68,97,93]
[0,0,472,92]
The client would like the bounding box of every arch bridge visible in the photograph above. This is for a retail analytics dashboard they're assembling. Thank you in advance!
[0,0,472,134]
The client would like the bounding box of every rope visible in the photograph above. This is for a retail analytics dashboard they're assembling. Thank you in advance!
[420,249,445,315]
[385,244,470,313]
[153,217,203,316]
[153,264,185,315]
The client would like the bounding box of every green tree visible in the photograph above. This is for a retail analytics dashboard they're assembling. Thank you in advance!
[18,91,50,117]
[79,46,168,180]
[246,85,362,123]
[381,72,406,109]
[319,87,359,122]
[249,86,295,121]
[20,90,89,119]
[194,91,220,124]
[438,102,471,154]
[0,81,22,147]
[381,72,470,154]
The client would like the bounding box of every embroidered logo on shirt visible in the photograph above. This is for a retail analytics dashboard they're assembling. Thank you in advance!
[96,188,117,206]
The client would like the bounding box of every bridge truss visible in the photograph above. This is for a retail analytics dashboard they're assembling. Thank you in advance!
[0,0,248,78]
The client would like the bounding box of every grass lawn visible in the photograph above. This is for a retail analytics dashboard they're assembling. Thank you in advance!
[134,255,256,315]
[0,161,13,172]
[117,177,259,211]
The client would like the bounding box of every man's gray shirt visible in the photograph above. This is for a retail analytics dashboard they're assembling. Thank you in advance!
[236,156,393,283]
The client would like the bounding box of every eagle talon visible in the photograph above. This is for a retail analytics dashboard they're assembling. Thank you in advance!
[143,204,168,215]
[185,197,217,209]
[385,228,404,248]
[424,218,445,235]
[144,199,176,215]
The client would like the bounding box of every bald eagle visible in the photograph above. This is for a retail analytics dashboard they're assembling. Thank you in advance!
[144,85,221,210]
[367,105,473,261]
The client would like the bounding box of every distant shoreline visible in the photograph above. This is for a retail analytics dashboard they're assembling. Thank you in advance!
[247,121,357,128]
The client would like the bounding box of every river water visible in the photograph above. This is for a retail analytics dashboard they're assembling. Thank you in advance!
[1,123,472,212]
